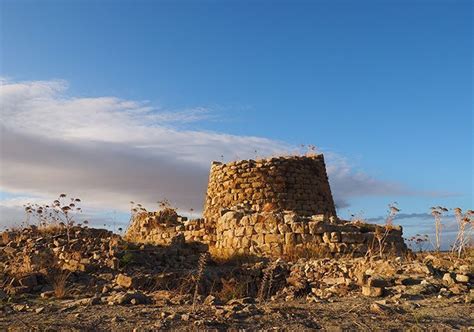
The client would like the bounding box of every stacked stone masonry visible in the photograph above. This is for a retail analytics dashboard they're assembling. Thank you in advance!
[203,155,337,226]
[125,212,216,247]
[213,210,407,258]
[126,154,408,257]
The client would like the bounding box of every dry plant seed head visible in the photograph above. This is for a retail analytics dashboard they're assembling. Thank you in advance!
[430,206,445,252]
[451,207,474,257]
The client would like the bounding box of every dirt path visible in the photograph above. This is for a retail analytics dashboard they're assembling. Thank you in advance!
[2,297,472,331]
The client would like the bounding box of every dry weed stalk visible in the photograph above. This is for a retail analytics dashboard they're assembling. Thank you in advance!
[192,252,209,311]
[365,203,400,258]
[386,203,400,227]
[24,194,83,243]
[49,268,71,299]
[407,234,429,252]
[258,260,277,302]
[430,206,448,252]
[451,208,474,257]
[217,277,250,302]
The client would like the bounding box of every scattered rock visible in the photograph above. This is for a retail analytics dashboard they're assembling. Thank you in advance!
[455,274,469,283]
[362,286,384,297]
[370,302,392,314]
[116,274,134,288]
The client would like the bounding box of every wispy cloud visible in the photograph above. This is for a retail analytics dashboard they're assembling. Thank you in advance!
[325,153,458,209]
[0,78,455,227]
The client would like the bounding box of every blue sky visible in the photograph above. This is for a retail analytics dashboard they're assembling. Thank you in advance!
[0,0,472,247]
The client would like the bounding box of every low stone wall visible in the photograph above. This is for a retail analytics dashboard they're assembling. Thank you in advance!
[126,209,407,258]
[213,210,407,258]
[125,211,216,246]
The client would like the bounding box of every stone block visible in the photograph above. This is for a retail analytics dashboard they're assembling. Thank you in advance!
[285,233,296,245]
[330,232,341,243]
[116,274,134,288]
[265,234,282,244]
[234,227,245,237]
[341,232,365,244]
[291,222,308,234]
[244,226,254,236]
[278,223,291,233]
[362,286,384,297]
[322,232,331,244]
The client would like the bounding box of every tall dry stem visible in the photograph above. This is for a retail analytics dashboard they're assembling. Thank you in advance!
[430,206,447,252]
[192,252,209,311]
[451,208,474,257]
[258,260,277,302]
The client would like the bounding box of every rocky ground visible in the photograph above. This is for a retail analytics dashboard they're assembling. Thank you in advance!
[1,226,473,331]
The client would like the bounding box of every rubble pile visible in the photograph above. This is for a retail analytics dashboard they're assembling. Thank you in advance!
[125,209,214,246]
[0,225,472,331]
[279,255,473,303]
[0,225,207,297]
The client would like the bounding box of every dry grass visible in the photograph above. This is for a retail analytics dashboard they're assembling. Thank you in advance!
[283,245,331,261]
[48,268,71,299]
[217,277,249,302]
[210,250,262,265]
[37,224,65,235]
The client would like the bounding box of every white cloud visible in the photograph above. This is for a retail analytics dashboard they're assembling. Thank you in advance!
[0,78,452,227]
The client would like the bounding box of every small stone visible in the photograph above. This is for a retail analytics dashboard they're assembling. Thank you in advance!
[35,307,45,314]
[362,286,384,297]
[370,302,391,314]
[13,304,27,312]
[455,274,469,283]
[116,274,134,288]
[40,291,55,298]
[443,273,455,285]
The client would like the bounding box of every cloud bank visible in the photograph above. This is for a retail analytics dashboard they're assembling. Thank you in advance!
[0,78,450,227]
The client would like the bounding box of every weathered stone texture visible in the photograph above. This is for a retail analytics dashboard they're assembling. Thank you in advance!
[212,210,407,258]
[203,155,337,225]
[125,212,215,247]
[125,154,408,258]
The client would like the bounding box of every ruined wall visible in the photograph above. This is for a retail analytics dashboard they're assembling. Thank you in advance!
[125,155,408,258]
[125,212,216,247]
[213,210,407,258]
[203,155,337,224]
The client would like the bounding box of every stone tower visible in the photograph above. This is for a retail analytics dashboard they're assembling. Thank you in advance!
[203,155,337,223]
